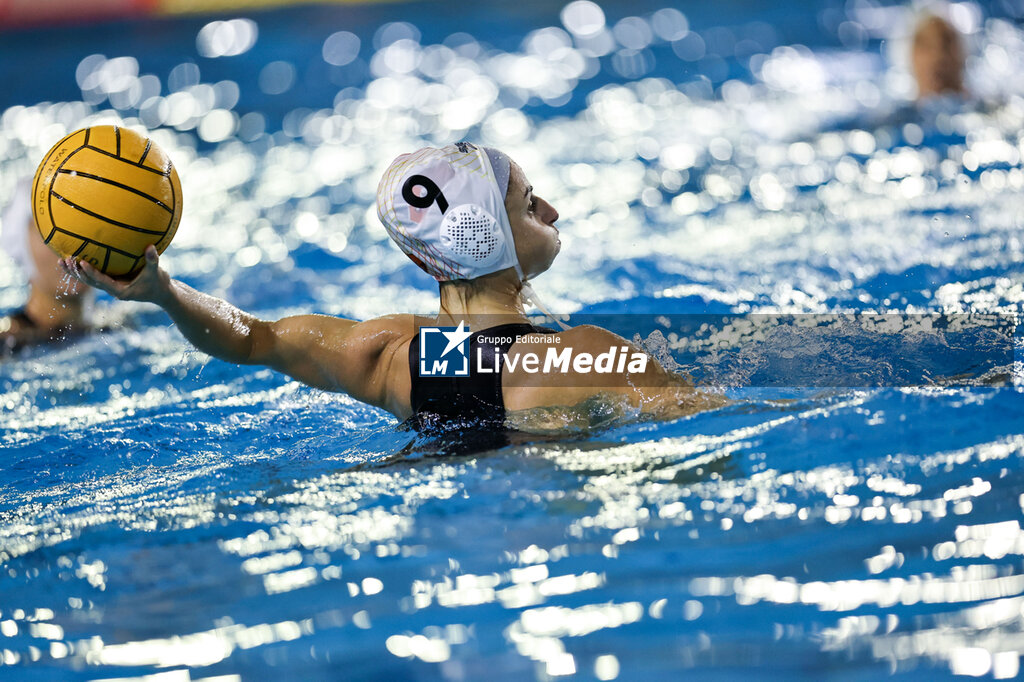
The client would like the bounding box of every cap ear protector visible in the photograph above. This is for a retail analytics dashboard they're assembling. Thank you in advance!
[440,204,503,269]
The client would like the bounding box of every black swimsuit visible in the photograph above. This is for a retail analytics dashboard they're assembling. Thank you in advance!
[408,322,555,432]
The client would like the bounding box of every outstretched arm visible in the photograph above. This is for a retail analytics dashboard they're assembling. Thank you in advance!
[60,246,365,393]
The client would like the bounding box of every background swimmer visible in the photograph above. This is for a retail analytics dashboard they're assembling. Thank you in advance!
[911,13,967,100]
[0,179,90,354]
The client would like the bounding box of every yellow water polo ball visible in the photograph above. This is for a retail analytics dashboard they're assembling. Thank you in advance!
[32,124,182,277]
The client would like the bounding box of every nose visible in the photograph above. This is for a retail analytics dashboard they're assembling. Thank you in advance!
[541,198,558,225]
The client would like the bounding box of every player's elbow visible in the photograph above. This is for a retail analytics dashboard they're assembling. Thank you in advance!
[244,318,278,366]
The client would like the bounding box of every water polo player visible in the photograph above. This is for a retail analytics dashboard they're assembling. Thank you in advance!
[1,178,91,354]
[62,143,725,428]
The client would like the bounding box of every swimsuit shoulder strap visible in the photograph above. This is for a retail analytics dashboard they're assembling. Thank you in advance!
[407,322,555,428]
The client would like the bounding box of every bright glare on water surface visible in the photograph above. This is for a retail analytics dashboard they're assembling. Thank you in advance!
[2,1,1024,679]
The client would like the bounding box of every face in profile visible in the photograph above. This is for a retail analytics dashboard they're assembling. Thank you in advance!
[912,16,966,99]
[505,162,560,279]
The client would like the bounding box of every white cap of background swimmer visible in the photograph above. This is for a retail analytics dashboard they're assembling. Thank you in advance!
[376,142,521,282]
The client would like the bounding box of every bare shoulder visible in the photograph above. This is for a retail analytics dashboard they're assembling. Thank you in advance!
[503,323,669,410]
[511,324,654,378]
[349,313,420,342]
[341,313,423,367]
[556,324,632,351]
[348,313,426,418]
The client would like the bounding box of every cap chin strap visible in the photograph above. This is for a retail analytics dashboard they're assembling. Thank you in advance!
[504,226,568,331]
[475,147,569,331]
[520,279,570,331]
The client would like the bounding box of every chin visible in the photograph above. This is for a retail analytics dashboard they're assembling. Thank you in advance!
[549,241,561,268]
[526,253,559,280]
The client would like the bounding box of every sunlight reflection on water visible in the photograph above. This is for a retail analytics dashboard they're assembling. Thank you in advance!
[2,1,1024,679]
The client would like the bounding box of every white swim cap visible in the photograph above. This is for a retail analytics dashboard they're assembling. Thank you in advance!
[376,142,521,282]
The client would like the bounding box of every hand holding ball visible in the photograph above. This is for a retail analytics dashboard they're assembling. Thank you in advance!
[32,125,182,277]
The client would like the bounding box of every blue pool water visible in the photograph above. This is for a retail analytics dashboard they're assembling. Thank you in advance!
[3,1,1024,679]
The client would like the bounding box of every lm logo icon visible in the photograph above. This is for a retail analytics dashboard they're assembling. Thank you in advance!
[418,321,472,377]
